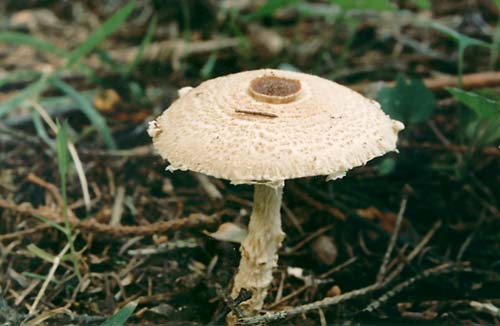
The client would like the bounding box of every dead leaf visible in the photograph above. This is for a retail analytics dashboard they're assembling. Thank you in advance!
[94,89,121,113]
[149,303,174,317]
[357,206,419,244]
[203,222,247,243]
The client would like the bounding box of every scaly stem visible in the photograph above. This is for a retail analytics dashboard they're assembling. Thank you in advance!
[229,184,285,321]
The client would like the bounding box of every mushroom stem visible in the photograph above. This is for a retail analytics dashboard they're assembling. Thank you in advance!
[230,183,285,319]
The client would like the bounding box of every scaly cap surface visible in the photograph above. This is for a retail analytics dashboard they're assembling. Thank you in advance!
[149,69,404,183]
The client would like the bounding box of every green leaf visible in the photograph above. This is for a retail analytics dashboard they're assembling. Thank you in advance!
[448,88,500,147]
[378,157,397,176]
[126,15,157,75]
[56,120,70,178]
[66,1,136,67]
[377,74,436,124]
[96,48,125,74]
[101,300,138,326]
[331,0,395,11]
[0,32,70,58]
[494,0,500,9]
[0,76,49,118]
[51,77,117,149]
[410,0,431,9]
[447,88,500,118]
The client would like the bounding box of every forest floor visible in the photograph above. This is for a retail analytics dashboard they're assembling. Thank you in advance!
[0,0,499,325]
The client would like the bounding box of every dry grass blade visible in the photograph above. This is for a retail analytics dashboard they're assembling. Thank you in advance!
[30,100,92,211]
[29,243,69,314]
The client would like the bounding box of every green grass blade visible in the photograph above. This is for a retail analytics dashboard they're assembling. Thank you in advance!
[125,15,157,75]
[31,112,55,149]
[95,48,126,74]
[423,20,491,48]
[243,0,298,20]
[51,77,117,149]
[55,120,82,281]
[101,300,138,326]
[66,1,136,67]
[0,32,70,58]
[0,76,49,119]
[55,120,70,178]
[332,0,395,12]
[200,52,218,79]
[22,272,61,285]
[27,244,56,263]
[0,70,41,89]
[32,213,68,235]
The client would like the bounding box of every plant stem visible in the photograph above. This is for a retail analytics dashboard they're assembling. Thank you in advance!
[61,173,81,280]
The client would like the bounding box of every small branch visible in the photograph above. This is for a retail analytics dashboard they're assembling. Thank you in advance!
[237,283,382,325]
[319,256,358,279]
[267,285,309,310]
[0,225,49,241]
[377,196,408,282]
[383,220,442,285]
[215,285,252,320]
[288,183,346,221]
[470,301,500,318]
[364,263,472,313]
[127,238,199,256]
[107,38,239,64]
[79,145,154,158]
[193,173,223,204]
[285,225,335,254]
[423,71,500,92]
[350,71,500,93]
[400,142,500,156]
[0,198,220,237]
[80,213,219,236]
[26,173,64,207]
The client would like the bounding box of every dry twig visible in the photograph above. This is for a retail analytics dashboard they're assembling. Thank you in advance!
[0,198,220,237]
[351,71,500,93]
[364,263,472,313]
[377,196,408,282]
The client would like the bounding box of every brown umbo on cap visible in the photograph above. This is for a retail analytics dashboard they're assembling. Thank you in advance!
[149,69,404,184]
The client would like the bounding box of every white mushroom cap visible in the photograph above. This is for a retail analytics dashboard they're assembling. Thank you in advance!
[151,69,404,184]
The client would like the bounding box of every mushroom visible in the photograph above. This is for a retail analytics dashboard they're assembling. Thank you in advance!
[148,69,404,321]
